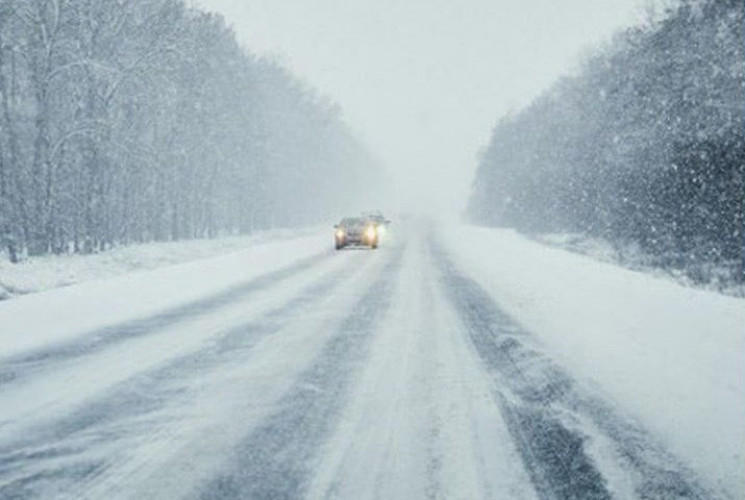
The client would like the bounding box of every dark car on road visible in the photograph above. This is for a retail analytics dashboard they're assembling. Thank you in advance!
[334,217,378,250]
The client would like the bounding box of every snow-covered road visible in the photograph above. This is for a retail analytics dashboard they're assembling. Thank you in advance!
[0,221,741,499]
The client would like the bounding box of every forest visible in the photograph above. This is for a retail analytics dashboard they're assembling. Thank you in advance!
[0,0,378,262]
[468,0,743,286]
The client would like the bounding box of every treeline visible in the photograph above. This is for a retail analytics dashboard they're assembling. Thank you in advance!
[468,0,743,283]
[0,0,377,261]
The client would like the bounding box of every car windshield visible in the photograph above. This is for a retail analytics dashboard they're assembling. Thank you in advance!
[340,218,365,228]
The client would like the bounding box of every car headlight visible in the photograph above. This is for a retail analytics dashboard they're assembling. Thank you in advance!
[365,227,376,239]
[336,229,345,238]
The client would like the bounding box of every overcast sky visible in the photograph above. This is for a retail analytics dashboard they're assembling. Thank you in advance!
[193,0,649,215]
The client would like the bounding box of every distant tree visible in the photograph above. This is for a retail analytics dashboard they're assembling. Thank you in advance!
[0,0,381,261]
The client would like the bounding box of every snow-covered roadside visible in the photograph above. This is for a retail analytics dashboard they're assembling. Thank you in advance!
[0,227,322,299]
[439,224,745,499]
[531,232,745,298]
[0,229,331,359]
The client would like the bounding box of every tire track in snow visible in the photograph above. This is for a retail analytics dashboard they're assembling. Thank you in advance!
[302,235,442,500]
[432,240,714,500]
[0,251,363,499]
[0,252,329,387]
[198,245,404,500]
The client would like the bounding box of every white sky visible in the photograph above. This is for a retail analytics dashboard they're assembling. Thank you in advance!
[193,0,649,215]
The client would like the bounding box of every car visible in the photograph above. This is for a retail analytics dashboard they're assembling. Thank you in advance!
[334,217,378,250]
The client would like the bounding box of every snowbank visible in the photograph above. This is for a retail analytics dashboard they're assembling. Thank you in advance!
[441,225,745,498]
[533,232,745,298]
[0,230,330,359]
[0,228,321,299]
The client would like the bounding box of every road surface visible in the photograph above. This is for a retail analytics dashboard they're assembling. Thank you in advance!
[0,222,727,499]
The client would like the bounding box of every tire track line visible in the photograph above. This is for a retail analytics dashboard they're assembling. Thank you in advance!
[198,245,404,500]
[0,252,366,498]
[432,240,713,500]
[0,252,330,387]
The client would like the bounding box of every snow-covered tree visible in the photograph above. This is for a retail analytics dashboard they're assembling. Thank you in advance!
[468,0,744,284]
[0,0,381,259]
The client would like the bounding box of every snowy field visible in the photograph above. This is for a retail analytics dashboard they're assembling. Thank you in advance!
[0,220,742,499]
